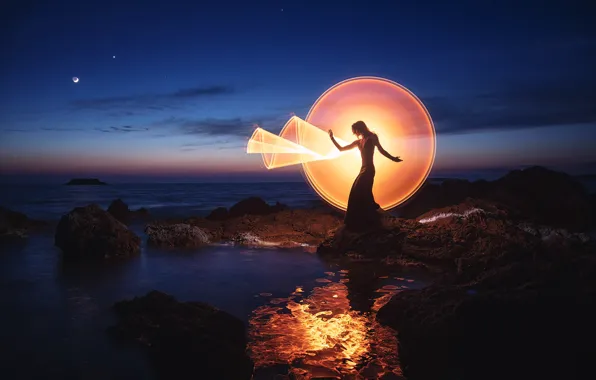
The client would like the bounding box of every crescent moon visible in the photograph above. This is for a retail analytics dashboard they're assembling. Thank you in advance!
[72,77,79,83]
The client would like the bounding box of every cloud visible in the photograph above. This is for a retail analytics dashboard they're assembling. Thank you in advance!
[95,125,150,133]
[423,39,596,135]
[172,86,233,98]
[156,113,288,138]
[40,127,87,132]
[423,75,596,135]
[71,85,234,111]
[3,126,87,133]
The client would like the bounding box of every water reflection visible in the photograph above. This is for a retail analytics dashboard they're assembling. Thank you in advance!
[248,273,405,378]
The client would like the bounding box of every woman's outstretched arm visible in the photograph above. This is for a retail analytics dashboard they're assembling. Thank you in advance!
[329,130,358,151]
[374,135,402,162]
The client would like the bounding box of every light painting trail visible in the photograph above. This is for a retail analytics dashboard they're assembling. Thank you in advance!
[247,76,436,211]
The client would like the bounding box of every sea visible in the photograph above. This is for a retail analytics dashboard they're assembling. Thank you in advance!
[1,177,594,378]
[3,176,594,222]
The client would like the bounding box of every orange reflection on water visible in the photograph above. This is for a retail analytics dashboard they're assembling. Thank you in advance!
[248,282,402,377]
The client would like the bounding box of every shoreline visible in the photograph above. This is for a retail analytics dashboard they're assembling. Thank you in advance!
[2,165,596,379]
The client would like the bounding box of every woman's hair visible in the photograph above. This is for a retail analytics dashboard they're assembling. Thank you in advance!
[352,120,372,137]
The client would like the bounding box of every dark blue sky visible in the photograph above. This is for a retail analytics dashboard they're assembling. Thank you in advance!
[1,0,595,182]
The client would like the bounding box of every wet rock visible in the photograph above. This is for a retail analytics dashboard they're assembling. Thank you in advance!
[320,199,567,280]
[517,223,591,245]
[55,204,140,259]
[222,209,342,247]
[109,290,253,380]
[0,206,28,240]
[145,223,209,248]
[107,198,130,223]
[490,166,593,230]
[376,248,596,380]
[158,204,342,247]
[135,207,150,218]
[0,206,46,241]
[367,199,596,380]
[252,364,291,379]
[232,232,262,246]
[228,197,287,218]
[397,166,594,231]
[206,206,228,221]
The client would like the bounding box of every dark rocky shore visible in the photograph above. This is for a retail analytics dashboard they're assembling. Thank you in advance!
[2,166,595,379]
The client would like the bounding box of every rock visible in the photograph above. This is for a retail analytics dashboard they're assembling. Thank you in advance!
[366,199,596,380]
[55,204,140,259]
[489,166,593,230]
[228,197,287,218]
[155,205,342,248]
[65,178,107,185]
[109,291,253,379]
[206,207,228,221]
[396,166,594,231]
[397,179,472,219]
[135,207,150,218]
[107,198,130,223]
[376,247,596,380]
[222,209,342,247]
[145,223,210,248]
[232,232,262,246]
[0,206,46,241]
[320,199,555,280]
[1,206,28,240]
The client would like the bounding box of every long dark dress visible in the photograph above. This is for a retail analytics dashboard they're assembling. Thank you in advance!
[344,134,381,230]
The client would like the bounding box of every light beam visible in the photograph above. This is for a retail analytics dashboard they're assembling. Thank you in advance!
[247,76,436,211]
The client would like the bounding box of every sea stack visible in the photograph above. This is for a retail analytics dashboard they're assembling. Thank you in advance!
[65,178,107,186]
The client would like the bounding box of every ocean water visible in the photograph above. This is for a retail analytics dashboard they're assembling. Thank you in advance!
[0,225,427,378]
[0,182,319,221]
[1,177,593,378]
[0,182,431,379]
[2,176,593,223]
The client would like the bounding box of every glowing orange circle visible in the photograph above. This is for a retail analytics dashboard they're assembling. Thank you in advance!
[301,76,436,211]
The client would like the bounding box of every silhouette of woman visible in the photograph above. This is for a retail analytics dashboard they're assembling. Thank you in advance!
[329,121,402,230]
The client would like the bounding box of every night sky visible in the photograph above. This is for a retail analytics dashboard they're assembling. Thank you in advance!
[1,0,595,182]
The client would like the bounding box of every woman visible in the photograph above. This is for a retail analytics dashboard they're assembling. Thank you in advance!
[329,121,402,230]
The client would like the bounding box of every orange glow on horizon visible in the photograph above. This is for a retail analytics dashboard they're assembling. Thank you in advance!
[248,76,436,210]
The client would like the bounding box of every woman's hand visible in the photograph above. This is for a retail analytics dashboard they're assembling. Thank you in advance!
[328,129,334,138]
[393,156,403,162]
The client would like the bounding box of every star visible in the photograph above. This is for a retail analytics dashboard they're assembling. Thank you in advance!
[112,55,116,59]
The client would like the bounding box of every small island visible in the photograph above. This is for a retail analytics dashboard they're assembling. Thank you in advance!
[65,178,107,186]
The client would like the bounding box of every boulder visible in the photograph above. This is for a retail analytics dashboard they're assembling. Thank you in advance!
[107,198,131,224]
[231,232,262,246]
[376,249,596,380]
[228,197,287,218]
[396,166,594,231]
[319,198,590,280]
[109,291,253,379]
[1,206,29,240]
[145,223,210,248]
[206,207,228,221]
[221,208,342,247]
[55,204,140,259]
[0,206,46,241]
[489,166,593,230]
[135,207,150,218]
